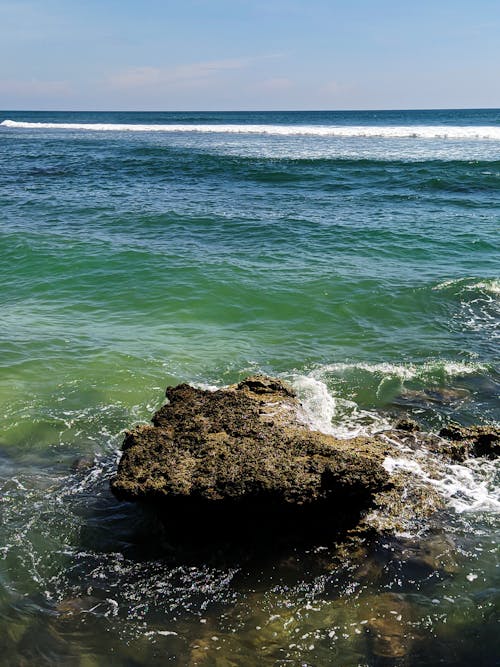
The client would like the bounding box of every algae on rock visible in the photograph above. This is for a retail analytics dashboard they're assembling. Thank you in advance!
[111,376,393,539]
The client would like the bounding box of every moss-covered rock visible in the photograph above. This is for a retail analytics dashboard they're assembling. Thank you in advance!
[439,423,500,459]
[111,376,392,539]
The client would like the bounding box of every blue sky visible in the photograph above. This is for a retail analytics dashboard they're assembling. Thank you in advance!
[1,0,499,110]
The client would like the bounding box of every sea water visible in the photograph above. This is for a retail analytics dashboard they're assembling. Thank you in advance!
[0,109,498,665]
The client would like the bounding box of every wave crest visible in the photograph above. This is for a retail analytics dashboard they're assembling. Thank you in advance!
[433,277,500,295]
[3,119,500,140]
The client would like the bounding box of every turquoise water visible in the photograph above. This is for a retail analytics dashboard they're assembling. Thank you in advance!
[0,110,499,665]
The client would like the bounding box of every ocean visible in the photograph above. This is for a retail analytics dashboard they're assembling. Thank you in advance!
[0,109,499,665]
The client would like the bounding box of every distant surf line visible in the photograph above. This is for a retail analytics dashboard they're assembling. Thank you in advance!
[3,119,500,140]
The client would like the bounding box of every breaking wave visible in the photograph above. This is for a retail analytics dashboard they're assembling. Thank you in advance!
[290,359,492,438]
[3,119,500,140]
[290,367,499,515]
[433,277,500,295]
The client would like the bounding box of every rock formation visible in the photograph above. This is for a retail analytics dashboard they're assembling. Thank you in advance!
[111,376,393,539]
[110,375,499,543]
[439,423,500,459]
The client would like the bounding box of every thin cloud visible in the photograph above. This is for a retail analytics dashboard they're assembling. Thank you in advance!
[0,79,72,96]
[108,55,283,91]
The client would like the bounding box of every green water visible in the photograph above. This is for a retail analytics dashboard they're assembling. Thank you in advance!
[0,110,499,665]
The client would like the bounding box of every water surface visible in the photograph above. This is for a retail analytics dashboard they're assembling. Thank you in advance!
[0,109,499,665]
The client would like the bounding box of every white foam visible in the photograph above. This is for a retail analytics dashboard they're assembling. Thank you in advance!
[384,455,500,514]
[291,368,499,515]
[289,358,489,439]
[433,278,463,291]
[291,375,337,434]
[3,119,500,140]
[433,278,500,295]
[467,280,500,295]
[291,374,390,438]
[192,382,219,392]
[312,360,488,381]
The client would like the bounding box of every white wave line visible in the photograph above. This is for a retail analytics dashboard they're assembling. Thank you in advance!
[312,360,488,379]
[3,119,500,140]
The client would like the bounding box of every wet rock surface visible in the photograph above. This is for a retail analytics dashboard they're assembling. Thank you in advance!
[365,592,414,660]
[439,423,500,459]
[111,376,392,539]
[388,416,500,462]
[111,376,498,545]
[393,417,421,433]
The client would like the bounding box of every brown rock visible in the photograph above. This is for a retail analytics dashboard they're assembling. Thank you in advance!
[366,593,413,659]
[439,423,500,459]
[394,418,420,433]
[111,376,391,539]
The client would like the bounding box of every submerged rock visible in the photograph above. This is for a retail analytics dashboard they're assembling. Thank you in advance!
[70,456,94,472]
[395,386,470,406]
[111,376,392,539]
[55,596,103,619]
[365,593,413,660]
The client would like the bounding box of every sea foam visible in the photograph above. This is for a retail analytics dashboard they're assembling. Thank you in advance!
[433,277,500,295]
[309,359,489,381]
[291,373,391,438]
[3,119,500,140]
[383,455,500,514]
[291,371,499,514]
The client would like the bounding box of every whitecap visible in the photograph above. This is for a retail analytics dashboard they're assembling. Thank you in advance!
[3,119,500,140]
[311,359,489,381]
[290,373,390,438]
[433,277,500,296]
[290,367,499,516]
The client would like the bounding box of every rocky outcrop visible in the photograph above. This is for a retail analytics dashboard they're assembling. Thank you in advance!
[110,375,499,544]
[111,376,393,539]
[439,423,500,459]
[388,417,500,462]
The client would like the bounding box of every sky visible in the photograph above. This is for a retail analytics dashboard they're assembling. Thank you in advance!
[1,0,500,110]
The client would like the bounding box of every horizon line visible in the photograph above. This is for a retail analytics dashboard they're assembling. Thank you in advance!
[2,106,500,114]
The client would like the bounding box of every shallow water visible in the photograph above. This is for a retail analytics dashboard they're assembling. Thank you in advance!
[0,109,499,665]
